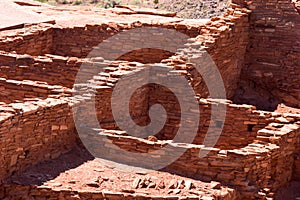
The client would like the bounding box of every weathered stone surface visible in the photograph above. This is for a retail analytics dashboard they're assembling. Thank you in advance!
[0,1,299,200]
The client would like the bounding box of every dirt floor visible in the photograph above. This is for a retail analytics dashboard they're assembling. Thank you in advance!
[5,147,235,199]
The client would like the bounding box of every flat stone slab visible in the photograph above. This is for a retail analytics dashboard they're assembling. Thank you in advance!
[0,0,54,31]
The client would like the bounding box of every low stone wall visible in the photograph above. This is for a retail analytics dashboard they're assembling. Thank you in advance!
[0,52,82,88]
[0,78,71,103]
[0,24,54,56]
[0,98,77,183]
[81,119,300,199]
[118,48,174,64]
[52,21,204,59]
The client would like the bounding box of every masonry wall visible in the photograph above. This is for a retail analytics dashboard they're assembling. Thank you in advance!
[52,23,200,59]
[79,75,274,150]
[118,48,174,64]
[0,78,70,104]
[53,25,120,58]
[293,136,300,180]
[0,53,84,88]
[190,5,250,99]
[0,5,250,100]
[86,120,300,199]
[234,0,300,109]
[0,99,77,183]
[0,26,53,56]
[146,85,274,149]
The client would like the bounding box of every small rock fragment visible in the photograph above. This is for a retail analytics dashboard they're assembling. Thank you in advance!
[211,181,221,189]
[139,178,147,188]
[185,180,194,189]
[52,182,62,187]
[168,179,178,189]
[177,180,185,189]
[147,135,158,142]
[148,182,156,188]
[68,180,76,184]
[121,189,135,193]
[132,177,141,189]
[102,176,109,181]
[94,168,105,172]
[86,181,99,188]
[174,189,181,194]
[156,180,165,189]
[136,171,147,175]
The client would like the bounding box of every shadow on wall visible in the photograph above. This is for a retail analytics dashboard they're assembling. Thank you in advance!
[5,145,94,186]
[117,48,174,64]
[233,79,281,111]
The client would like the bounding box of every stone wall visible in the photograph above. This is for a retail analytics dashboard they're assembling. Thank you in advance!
[234,0,300,109]
[0,4,250,99]
[160,5,250,100]
[200,6,250,99]
[0,78,71,104]
[84,119,300,199]
[0,98,77,183]
[52,23,201,58]
[0,52,90,88]
[145,84,274,150]
[0,25,53,56]
[73,58,274,150]
[294,135,300,180]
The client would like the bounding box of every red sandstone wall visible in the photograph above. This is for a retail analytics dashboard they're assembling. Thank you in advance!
[80,79,275,150]
[52,23,200,59]
[294,135,300,180]
[53,25,119,58]
[145,84,274,149]
[235,0,300,109]
[0,78,70,104]
[0,26,54,56]
[0,53,84,88]
[193,6,250,99]
[0,99,77,183]
[91,120,299,199]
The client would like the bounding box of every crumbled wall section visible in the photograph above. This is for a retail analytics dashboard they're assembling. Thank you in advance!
[235,0,300,109]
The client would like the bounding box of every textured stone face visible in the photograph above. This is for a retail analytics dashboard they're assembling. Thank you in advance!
[0,1,299,199]
[233,0,300,110]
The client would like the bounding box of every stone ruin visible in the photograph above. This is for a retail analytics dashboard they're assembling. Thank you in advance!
[0,0,299,199]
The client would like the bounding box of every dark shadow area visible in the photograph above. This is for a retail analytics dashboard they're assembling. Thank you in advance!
[275,181,300,200]
[117,48,174,64]
[4,144,94,186]
[233,79,281,111]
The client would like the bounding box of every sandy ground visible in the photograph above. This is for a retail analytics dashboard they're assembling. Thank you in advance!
[35,0,230,19]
